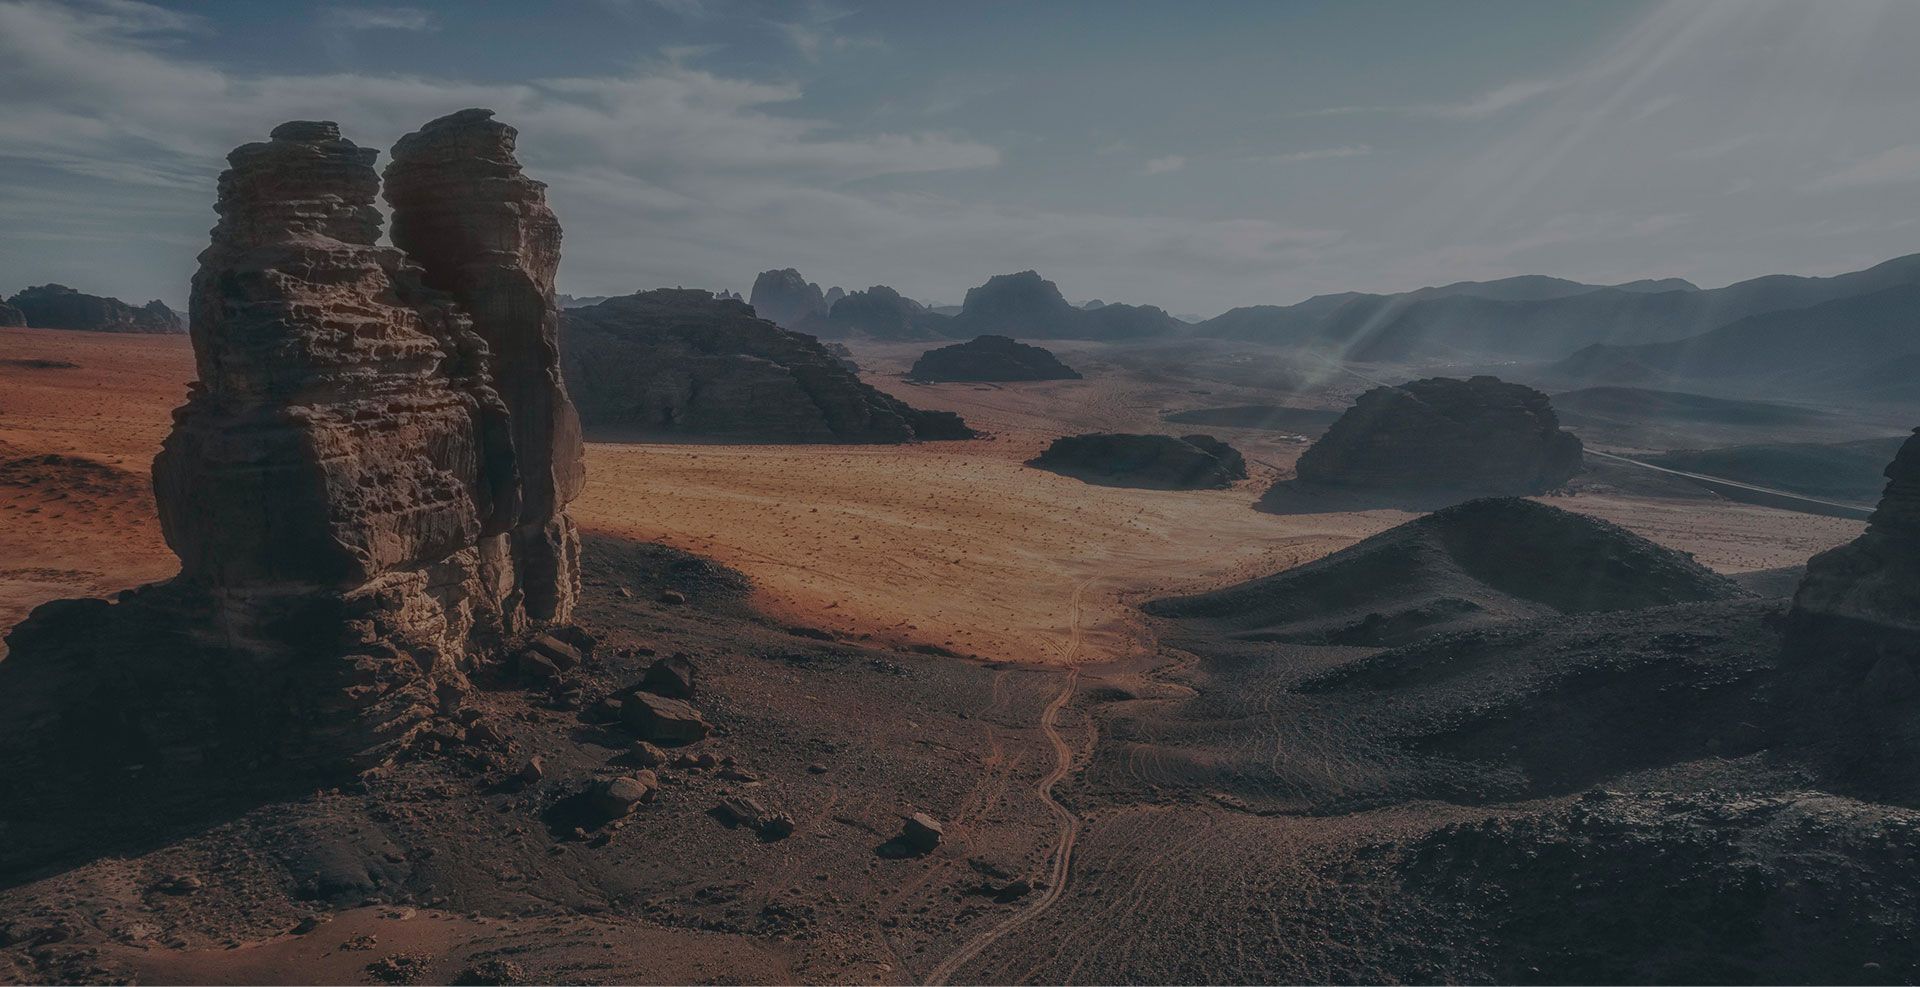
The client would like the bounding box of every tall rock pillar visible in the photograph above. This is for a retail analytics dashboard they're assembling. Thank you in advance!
[385,108,586,628]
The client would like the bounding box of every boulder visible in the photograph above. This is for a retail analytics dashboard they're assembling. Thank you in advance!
[560,289,974,443]
[900,812,944,852]
[621,691,712,744]
[1029,433,1246,489]
[641,654,697,700]
[1294,376,1583,494]
[714,796,795,839]
[6,284,182,333]
[909,335,1081,382]
[590,774,656,818]
[628,741,667,767]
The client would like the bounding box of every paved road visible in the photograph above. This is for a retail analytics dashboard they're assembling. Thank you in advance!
[1587,450,1874,520]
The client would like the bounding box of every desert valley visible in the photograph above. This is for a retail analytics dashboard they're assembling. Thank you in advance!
[5,3,1920,986]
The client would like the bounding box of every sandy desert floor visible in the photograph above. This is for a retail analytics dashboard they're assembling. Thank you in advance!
[0,326,1869,665]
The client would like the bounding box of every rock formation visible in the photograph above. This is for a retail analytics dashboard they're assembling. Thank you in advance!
[909,334,1080,382]
[6,284,182,333]
[951,271,1182,340]
[4,115,585,773]
[1786,428,1920,779]
[1295,376,1583,494]
[561,289,973,442]
[385,107,586,626]
[811,285,953,340]
[1030,432,1245,489]
[823,286,845,307]
[749,268,828,329]
[0,300,22,327]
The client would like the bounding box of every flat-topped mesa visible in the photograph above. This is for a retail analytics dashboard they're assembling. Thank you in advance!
[385,108,585,628]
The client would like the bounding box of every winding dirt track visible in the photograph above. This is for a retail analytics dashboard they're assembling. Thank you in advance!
[923,578,1095,985]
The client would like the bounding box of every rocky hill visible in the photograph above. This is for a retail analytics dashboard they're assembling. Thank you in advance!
[1553,283,1920,402]
[748,268,828,330]
[561,289,972,443]
[6,284,181,333]
[0,301,22,327]
[1197,252,1920,363]
[1147,497,1746,648]
[909,334,1080,381]
[1029,432,1244,489]
[1293,376,1583,495]
[950,271,1183,340]
[809,285,952,340]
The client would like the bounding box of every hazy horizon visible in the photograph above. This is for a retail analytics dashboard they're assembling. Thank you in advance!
[5,0,1920,317]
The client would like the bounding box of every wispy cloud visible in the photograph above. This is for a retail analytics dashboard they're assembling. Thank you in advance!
[326,6,436,32]
[1257,144,1372,164]
[1807,144,1920,191]
[1142,155,1186,175]
[1307,78,1560,120]
[774,1,884,62]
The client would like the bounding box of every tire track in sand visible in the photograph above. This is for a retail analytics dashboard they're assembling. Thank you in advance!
[924,576,1095,985]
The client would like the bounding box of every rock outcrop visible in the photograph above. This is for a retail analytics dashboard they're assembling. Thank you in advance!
[562,289,973,442]
[3,115,585,774]
[0,301,22,327]
[909,334,1080,381]
[1030,432,1245,489]
[749,268,828,329]
[811,285,952,340]
[950,271,1182,340]
[1786,428,1920,780]
[1295,376,1582,494]
[385,107,586,626]
[6,284,182,333]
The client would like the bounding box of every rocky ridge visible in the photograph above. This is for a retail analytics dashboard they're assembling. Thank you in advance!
[748,268,827,330]
[6,283,182,333]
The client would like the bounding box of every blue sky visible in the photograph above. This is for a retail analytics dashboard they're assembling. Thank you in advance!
[3,0,1919,316]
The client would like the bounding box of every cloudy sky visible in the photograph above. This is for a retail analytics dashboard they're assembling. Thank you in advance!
[3,0,1919,316]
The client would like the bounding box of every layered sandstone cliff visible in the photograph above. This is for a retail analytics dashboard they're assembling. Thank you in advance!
[1295,376,1583,494]
[562,289,973,442]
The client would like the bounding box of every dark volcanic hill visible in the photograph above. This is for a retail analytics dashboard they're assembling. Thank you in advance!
[1197,252,1920,362]
[1029,432,1245,489]
[1553,283,1920,401]
[560,289,972,443]
[909,334,1080,382]
[1146,497,1746,648]
[1293,376,1583,495]
[808,285,953,340]
[950,271,1184,340]
[7,284,181,333]
[747,267,828,330]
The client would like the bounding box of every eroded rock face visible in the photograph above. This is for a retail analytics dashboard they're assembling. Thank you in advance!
[561,289,973,443]
[814,285,951,340]
[0,301,23,327]
[910,334,1080,381]
[1787,429,1920,773]
[4,115,585,773]
[1295,376,1583,494]
[749,268,827,330]
[951,271,1182,340]
[386,108,586,627]
[7,284,181,333]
